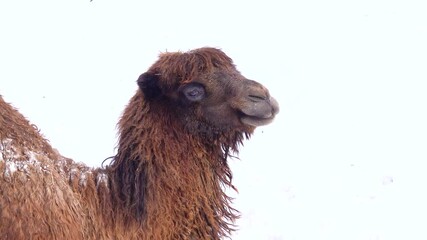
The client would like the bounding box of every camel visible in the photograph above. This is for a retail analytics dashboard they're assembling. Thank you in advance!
[0,47,279,240]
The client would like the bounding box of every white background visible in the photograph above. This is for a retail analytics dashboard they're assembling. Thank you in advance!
[1,0,427,239]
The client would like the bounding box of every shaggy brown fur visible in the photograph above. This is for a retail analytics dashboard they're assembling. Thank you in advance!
[0,47,279,239]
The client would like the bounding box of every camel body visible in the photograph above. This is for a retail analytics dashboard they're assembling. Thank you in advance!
[0,48,279,239]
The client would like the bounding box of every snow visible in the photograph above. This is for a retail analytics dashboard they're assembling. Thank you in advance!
[0,139,94,186]
[96,172,109,187]
[79,171,90,187]
[1,0,427,239]
[69,167,92,186]
[0,138,47,179]
[5,162,17,174]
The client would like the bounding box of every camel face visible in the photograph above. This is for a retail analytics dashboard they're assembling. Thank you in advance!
[177,70,279,130]
[138,47,279,135]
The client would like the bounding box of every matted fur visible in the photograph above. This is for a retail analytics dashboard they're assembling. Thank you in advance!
[109,92,245,239]
[1,47,277,239]
[146,47,236,92]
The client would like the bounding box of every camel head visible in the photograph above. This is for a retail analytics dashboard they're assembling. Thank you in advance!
[110,47,279,236]
[137,47,279,137]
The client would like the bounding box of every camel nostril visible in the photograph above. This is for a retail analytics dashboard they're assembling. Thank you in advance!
[248,94,267,102]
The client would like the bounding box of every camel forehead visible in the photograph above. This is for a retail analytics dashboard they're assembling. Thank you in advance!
[150,47,238,87]
[158,47,232,60]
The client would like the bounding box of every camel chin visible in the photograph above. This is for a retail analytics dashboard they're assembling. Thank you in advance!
[240,115,275,127]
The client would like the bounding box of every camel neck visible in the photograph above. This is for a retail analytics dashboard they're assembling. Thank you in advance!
[102,93,239,239]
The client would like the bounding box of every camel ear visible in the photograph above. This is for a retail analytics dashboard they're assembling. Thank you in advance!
[137,72,162,100]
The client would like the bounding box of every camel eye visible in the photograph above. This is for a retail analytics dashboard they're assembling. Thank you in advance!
[182,83,206,102]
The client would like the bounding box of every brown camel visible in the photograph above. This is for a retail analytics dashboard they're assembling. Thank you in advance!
[0,47,279,239]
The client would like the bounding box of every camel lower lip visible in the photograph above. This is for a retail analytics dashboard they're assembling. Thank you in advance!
[240,115,274,127]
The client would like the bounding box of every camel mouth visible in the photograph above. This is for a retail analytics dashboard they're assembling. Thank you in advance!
[239,97,279,127]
